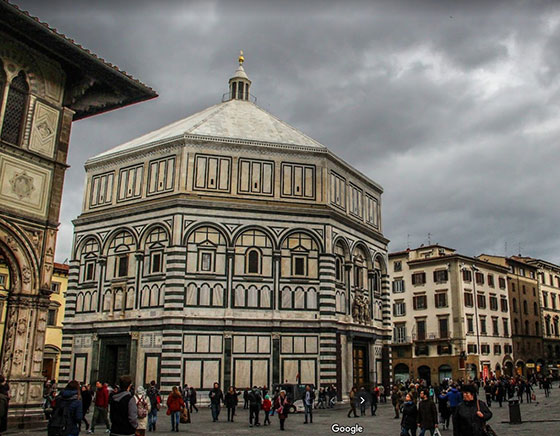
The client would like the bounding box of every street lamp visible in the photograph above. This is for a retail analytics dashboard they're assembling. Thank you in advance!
[461,263,482,381]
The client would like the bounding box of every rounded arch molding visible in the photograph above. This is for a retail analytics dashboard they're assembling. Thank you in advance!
[332,235,351,260]
[73,233,103,259]
[278,228,325,253]
[182,221,232,247]
[231,225,278,250]
[101,226,139,254]
[138,222,172,248]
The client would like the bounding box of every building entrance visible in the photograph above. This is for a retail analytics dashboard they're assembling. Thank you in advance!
[99,337,131,385]
[353,343,369,387]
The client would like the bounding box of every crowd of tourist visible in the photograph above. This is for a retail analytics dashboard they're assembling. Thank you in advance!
[41,372,557,436]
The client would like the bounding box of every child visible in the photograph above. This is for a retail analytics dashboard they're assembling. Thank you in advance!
[262,394,272,426]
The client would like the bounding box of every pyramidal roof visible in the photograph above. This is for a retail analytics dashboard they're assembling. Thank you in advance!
[91,56,325,161]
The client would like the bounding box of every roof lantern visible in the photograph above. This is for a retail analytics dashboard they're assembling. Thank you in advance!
[228,50,252,101]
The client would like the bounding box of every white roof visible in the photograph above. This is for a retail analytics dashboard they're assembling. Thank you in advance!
[91,99,325,160]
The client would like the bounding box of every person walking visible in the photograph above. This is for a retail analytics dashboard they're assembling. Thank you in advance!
[224,386,238,422]
[109,376,137,436]
[89,381,110,434]
[303,384,315,424]
[81,384,92,433]
[166,386,184,432]
[359,387,367,416]
[370,385,378,416]
[262,394,272,426]
[189,387,198,413]
[417,389,438,436]
[543,377,551,398]
[317,387,326,409]
[347,387,358,418]
[243,388,249,409]
[484,382,493,408]
[441,384,462,419]
[248,386,262,427]
[274,390,290,431]
[209,382,224,422]
[379,385,386,403]
[146,381,160,432]
[400,393,418,436]
[525,381,533,403]
[48,381,83,436]
[452,384,492,436]
[134,386,151,436]
[391,386,402,419]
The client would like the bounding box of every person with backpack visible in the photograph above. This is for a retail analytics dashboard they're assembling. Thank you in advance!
[134,386,151,436]
[109,375,137,436]
[48,380,83,436]
[166,386,185,432]
[146,381,160,432]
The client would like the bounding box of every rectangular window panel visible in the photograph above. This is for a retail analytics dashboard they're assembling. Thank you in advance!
[282,163,315,199]
[239,160,250,192]
[300,360,316,385]
[330,172,346,209]
[251,161,261,192]
[73,355,87,383]
[282,359,299,384]
[147,156,175,195]
[207,158,218,189]
[253,360,269,387]
[144,355,160,385]
[90,172,114,207]
[234,360,251,389]
[262,162,273,194]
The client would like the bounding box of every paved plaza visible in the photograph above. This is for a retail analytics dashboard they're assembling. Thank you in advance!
[15,382,560,436]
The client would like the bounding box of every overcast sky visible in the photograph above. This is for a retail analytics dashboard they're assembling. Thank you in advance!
[14,0,560,263]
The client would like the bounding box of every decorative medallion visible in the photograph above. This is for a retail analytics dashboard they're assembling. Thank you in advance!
[9,172,35,200]
[17,318,27,335]
[22,266,31,284]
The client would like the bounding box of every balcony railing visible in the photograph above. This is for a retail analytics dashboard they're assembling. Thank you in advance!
[392,336,412,344]
[412,332,450,341]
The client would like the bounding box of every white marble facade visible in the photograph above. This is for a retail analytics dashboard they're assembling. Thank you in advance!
[60,58,391,397]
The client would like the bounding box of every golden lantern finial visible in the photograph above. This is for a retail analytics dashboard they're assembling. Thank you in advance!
[238,50,244,65]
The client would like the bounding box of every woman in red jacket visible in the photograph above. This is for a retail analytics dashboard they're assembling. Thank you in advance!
[166,386,185,432]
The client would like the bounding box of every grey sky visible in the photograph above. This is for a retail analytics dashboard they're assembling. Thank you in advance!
[14,0,560,263]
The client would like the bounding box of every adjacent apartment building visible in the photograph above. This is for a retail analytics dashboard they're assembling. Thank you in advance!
[390,245,513,385]
[478,255,544,376]
[520,257,560,377]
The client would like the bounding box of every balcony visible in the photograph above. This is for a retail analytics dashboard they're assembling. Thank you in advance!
[392,336,412,344]
[413,331,450,342]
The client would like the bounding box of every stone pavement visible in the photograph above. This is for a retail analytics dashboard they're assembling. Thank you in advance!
[17,383,560,435]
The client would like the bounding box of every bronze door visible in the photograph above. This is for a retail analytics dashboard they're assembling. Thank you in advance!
[353,344,369,387]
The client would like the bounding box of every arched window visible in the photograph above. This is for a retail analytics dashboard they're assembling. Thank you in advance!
[524,320,529,335]
[246,249,260,274]
[533,302,538,315]
[108,230,136,279]
[523,300,528,315]
[1,71,29,145]
[512,298,518,313]
[514,319,519,334]
[535,321,540,336]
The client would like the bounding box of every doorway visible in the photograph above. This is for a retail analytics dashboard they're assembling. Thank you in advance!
[99,337,131,385]
[418,365,431,386]
[353,343,369,388]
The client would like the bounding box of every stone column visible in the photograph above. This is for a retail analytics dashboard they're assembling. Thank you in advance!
[2,294,51,422]
[272,251,281,310]
[380,271,392,386]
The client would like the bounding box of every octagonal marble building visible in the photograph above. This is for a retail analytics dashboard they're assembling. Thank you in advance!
[60,57,391,398]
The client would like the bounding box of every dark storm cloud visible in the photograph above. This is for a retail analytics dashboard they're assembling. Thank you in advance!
[12,0,560,263]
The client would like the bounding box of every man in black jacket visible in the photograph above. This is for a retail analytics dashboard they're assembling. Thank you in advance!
[248,386,262,427]
[209,382,224,422]
[109,375,137,436]
[453,384,492,436]
[417,389,438,436]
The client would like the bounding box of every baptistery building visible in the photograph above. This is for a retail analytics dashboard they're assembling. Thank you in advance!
[60,55,391,399]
